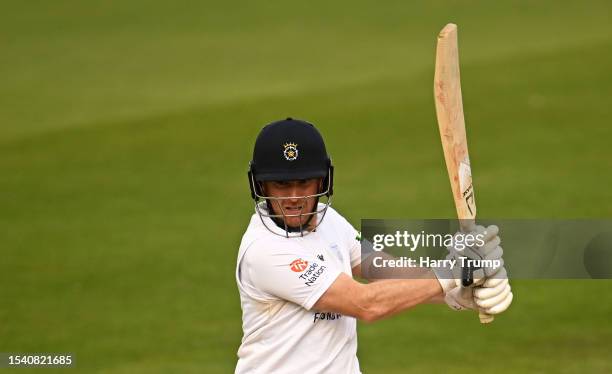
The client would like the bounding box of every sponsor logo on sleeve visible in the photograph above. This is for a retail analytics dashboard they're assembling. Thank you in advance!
[299,262,326,286]
[290,259,309,272]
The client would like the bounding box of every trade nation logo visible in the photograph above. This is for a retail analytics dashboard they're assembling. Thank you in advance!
[283,142,298,161]
[290,258,308,272]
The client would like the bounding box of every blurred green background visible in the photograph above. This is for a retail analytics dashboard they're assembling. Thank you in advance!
[1,0,612,372]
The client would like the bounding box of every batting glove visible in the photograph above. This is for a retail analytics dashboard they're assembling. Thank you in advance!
[434,225,504,293]
[445,266,513,315]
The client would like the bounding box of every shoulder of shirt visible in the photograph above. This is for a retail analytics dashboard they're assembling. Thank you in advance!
[240,215,304,255]
[241,235,306,270]
[324,205,355,229]
[325,205,340,218]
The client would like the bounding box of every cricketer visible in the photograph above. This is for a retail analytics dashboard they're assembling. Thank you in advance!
[235,118,513,373]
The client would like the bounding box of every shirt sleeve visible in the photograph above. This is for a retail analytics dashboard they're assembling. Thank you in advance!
[334,213,362,268]
[242,241,342,310]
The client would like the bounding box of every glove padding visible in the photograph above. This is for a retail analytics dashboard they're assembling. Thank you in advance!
[445,267,513,315]
[435,225,504,292]
[473,268,513,314]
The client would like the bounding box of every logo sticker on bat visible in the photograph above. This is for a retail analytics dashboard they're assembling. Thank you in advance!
[459,157,475,216]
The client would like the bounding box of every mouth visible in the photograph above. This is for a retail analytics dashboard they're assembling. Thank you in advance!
[283,206,303,215]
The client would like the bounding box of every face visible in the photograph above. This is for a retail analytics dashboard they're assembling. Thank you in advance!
[262,178,322,228]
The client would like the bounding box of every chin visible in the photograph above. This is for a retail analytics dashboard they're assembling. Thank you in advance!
[285,218,309,228]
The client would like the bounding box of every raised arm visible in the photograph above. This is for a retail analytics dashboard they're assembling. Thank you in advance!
[352,251,445,303]
[313,272,443,322]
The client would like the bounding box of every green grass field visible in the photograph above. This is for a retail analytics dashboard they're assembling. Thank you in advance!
[2,1,612,372]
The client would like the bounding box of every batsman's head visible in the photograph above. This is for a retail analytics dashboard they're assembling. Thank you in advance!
[248,118,334,237]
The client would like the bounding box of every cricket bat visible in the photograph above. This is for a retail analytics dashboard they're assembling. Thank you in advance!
[433,23,494,324]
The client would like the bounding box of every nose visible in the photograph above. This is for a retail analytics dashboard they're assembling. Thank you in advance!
[288,186,300,202]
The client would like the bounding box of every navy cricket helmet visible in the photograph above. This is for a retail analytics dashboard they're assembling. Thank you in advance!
[247,118,334,237]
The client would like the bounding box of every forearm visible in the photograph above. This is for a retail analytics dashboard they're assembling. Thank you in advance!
[356,252,446,311]
[314,271,447,322]
[360,275,443,321]
[426,293,446,304]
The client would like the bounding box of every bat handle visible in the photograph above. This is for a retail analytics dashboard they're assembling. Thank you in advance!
[479,312,494,324]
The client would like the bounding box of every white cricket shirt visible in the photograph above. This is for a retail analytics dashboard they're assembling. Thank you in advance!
[235,204,362,374]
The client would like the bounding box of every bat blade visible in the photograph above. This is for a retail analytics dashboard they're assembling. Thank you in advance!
[434,23,475,226]
[433,23,494,324]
